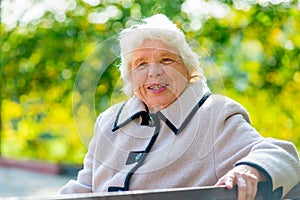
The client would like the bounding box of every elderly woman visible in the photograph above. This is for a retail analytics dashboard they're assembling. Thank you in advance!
[59,14,300,199]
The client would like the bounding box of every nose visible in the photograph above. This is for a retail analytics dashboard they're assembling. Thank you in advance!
[148,63,163,77]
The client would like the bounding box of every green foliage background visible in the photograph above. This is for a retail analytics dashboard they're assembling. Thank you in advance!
[1,0,300,164]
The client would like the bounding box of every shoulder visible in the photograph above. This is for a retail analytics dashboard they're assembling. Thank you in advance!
[101,101,127,117]
[204,94,251,123]
[94,100,127,129]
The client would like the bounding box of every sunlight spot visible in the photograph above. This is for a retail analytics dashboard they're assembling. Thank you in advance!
[285,118,293,130]
[88,5,121,24]
[233,0,252,11]
[181,0,230,31]
[232,0,292,10]
[2,42,11,52]
[61,69,72,80]
[284,40,294,50]
[122,0,133,8]
[293,72,300,83]
[242,39,263,60]
[82,0,100,6]
[1,0,76,30]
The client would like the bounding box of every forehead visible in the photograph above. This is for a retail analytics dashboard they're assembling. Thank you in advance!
[130,39,180,59]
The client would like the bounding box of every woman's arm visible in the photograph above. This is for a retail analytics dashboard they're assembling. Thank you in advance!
[212,97,300,199]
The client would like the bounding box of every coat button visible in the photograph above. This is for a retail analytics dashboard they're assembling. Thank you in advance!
[135,153,142,161]
[148,115,155,127]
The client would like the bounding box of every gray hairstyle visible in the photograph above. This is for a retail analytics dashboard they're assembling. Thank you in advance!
[119,14,206,97]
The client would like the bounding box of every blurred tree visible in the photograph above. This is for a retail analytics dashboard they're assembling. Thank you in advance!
[0,0,299,164]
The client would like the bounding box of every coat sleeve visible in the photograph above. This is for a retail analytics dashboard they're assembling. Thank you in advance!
[212,95,300,198]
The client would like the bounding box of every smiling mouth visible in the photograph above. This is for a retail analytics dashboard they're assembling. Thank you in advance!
[147,84,169,91]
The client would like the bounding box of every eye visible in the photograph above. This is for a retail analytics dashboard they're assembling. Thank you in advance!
[136,62,148,69]
[160,57,175,65]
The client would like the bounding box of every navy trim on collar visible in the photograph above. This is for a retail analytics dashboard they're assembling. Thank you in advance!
[112,92,211,135]
[157,92,211,135]
[112,100,150,132]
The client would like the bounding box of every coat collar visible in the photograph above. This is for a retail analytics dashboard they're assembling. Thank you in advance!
[113,81,210,134]
[159,81,209,130]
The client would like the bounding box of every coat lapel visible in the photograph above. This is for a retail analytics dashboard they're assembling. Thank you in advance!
[159,81,209,133]
[114,81,210,135]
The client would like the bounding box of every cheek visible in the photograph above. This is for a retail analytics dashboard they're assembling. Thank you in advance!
[130,72,146,89]
[165,69,189,94]
[166,67,189,83]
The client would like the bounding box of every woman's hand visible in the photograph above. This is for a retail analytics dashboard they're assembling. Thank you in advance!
[215,165,266,200]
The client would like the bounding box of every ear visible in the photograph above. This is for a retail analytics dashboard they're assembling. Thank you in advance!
[187,71,192,82]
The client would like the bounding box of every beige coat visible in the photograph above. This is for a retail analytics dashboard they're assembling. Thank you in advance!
[59,81,300,198]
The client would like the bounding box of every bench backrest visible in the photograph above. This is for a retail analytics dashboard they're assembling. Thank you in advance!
[47,182,300,200]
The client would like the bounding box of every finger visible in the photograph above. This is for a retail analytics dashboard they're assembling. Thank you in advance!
[239,171,258,200]
[236,173,247,200]
[214,178,224,186]
[243,171,258,200]
[225,176,234,189]
[215,176,234,189]
[215,174,228,186]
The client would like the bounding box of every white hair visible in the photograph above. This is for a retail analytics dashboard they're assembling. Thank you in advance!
[119,14,206,97]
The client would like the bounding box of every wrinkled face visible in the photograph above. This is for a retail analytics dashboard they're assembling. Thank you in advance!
[129,39,190,112]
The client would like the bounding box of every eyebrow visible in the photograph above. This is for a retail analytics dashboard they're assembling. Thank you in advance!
[130,50,181,66]
[132,58,146,66]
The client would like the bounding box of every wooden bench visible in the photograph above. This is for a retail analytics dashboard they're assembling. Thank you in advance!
[46,182,300,200]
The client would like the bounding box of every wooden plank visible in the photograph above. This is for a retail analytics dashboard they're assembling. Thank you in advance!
[50,183,299,200]
[20,186,265,200]
[41,186,241,200]
[13,182,299,200]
